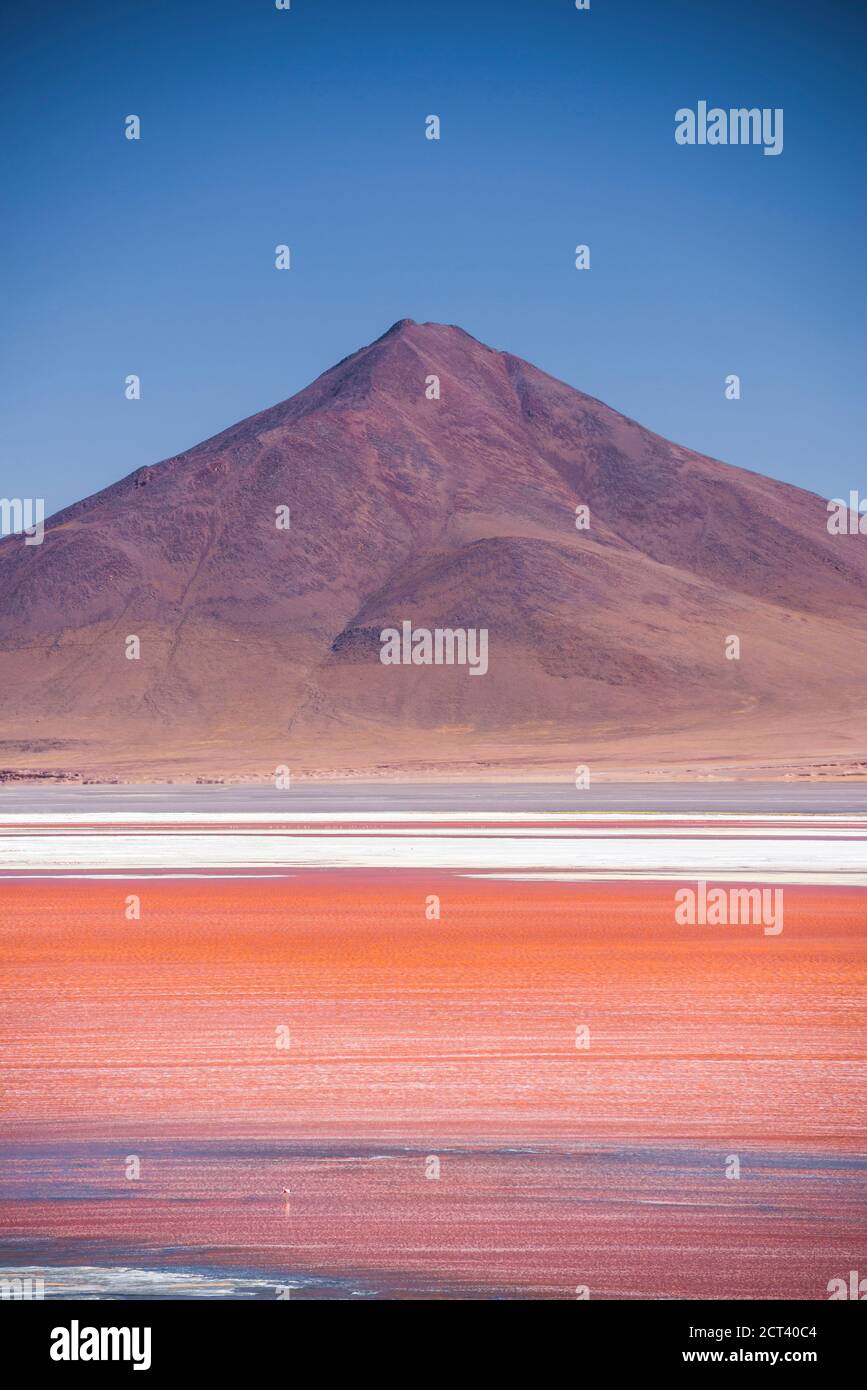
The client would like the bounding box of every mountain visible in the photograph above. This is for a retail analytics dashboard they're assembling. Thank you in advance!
[1,318,866,782]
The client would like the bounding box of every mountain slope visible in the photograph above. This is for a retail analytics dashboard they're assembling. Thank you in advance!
[1,318,866,781]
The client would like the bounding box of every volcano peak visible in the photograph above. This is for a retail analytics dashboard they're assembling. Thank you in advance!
[1,320,865,781]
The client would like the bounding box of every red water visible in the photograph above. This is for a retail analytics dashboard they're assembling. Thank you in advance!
[1,876,865,1298]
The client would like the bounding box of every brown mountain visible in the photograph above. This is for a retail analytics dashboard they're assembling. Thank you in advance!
[1,318,866,782]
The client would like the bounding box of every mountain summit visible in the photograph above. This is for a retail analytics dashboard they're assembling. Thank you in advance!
[2,320,866,781]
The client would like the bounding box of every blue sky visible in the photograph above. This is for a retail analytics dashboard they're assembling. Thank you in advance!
[1,0,864,515]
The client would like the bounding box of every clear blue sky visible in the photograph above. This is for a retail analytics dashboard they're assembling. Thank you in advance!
[1,0,864,516]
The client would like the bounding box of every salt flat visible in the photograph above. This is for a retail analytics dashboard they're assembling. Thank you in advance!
[1,812,866,883]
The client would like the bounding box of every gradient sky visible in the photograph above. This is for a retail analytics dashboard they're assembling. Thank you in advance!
[1,0,864,517]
